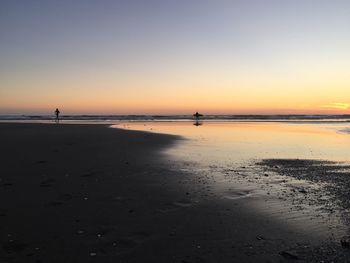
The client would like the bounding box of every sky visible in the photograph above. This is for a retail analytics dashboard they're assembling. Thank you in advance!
[0,0,349,115]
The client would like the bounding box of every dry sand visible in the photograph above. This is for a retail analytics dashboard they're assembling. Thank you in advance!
[0,123,349,262]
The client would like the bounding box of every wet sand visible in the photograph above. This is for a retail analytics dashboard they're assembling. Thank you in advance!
[0,123,349,262]
[258,159,350,211]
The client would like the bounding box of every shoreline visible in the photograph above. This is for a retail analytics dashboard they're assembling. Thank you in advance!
[0,123,349,262]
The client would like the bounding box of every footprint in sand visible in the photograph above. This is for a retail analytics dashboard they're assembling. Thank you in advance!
[40,178,55,187]
[158,199,193,212]
[0,208,8,216]
[2,240,28,254]
[0,182,13,187]
[81,172,95,177]
[46,201,63,207]
[173,199,193,207]
[224,190,253,200]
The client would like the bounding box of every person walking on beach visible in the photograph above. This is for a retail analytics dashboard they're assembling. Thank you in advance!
[55,108,60,123]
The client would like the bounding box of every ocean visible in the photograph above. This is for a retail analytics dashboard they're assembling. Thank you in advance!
[0,114,350,122]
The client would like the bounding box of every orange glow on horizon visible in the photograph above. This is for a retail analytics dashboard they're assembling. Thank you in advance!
[1,60,349,115]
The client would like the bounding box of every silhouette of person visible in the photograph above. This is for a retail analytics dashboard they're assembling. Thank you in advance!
[193,111,202,120]
[55,108,60,123]
[193,112,203,126]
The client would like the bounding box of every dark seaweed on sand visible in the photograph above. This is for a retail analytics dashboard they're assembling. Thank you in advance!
[258,159,350,210]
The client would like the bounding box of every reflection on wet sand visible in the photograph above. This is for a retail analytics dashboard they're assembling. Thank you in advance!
[116,121,350,258]
[117,121,350,163]
[193,120,203,126]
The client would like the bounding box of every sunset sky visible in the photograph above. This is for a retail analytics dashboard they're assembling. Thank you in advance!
[0,0,349,115]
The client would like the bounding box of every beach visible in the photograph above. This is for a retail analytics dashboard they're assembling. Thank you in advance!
[0,123,349,262]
